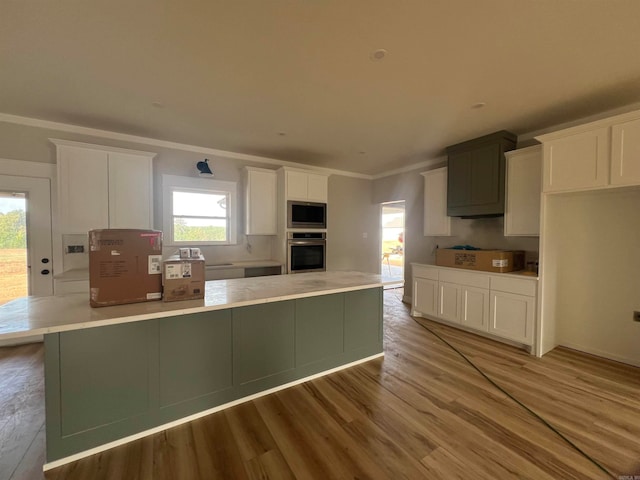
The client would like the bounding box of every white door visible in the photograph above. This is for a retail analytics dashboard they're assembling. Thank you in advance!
[0,175,53,299]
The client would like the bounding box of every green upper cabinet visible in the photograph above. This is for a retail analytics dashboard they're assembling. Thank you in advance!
[446,131,517,217]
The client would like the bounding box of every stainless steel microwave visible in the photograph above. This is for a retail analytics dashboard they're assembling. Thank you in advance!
[287,201,326,229]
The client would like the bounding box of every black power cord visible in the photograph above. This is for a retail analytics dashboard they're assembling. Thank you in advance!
[411,316,616,480]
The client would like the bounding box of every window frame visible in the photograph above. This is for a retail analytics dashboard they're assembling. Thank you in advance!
[162,174,238,246]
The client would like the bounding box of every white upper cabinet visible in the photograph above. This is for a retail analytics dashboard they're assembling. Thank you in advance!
[108,152,154,229]
[306,173,328,202]
[421,167,451,236]
[504,145,542,236]
[538,109,640,193]
[611,117,640,186]
[542,127,610,192]
[282,167,329,203]
[56,144,110,233]
[244,167,277,235]
[52,140,155,233]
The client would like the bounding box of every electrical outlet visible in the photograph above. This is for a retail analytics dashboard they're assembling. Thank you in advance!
[634,311,640,322]
[66,245,85,254]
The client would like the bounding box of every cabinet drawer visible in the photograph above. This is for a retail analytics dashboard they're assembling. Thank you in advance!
[490,276,537,296]
[439,269,489,289]
[412,264,438,281]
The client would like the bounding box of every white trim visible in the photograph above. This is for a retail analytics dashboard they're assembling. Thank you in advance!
[371,156,445,179]
[42,352,385,472]
[0,113,370,179]
[49,138,156,158]
[557,342,640,368]
[0,158,55,178]
[7,107,640,181]
[523,103,640,144]
[162,174,238,246]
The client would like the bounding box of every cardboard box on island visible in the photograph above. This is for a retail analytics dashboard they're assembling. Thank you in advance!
[162,255,205,302]
[436,248,525,273]
[89,229,163,307]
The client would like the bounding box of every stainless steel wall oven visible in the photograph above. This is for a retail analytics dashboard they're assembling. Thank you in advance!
[287,232,326,273]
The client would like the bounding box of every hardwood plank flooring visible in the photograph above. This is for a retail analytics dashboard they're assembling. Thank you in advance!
[1,288,639,479]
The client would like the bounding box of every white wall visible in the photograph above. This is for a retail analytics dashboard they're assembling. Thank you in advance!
[546,188,640,366]
[326,175,379,273]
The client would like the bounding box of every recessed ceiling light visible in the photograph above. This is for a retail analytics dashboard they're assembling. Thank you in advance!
[151,101,164,108]
[471,102,487,109]
[370,49,387,61]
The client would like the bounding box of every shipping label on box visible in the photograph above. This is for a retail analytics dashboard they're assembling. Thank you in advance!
[165,263,192,279]
[148,255,162,274]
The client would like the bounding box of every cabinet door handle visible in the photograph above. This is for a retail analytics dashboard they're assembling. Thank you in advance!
[41,269,50,275]
[42,258,50,264]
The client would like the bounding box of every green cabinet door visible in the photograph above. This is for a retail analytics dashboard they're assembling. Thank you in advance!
[57,321,156,438]
[233,301,296,394]
[344,288,383,353]
[295,293,345,367]
[158,310,233,416]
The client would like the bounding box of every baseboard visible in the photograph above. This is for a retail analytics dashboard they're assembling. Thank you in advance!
[402,295,412,305]
[557,341,640,368]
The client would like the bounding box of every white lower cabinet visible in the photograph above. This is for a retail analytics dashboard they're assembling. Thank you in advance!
[413,277,438,318]
[438,282,461,323]
[460,286,490,332]
[489,291,535,344]
[412,263,537,347]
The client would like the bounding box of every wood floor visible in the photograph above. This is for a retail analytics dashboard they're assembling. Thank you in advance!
[1,288,639,479]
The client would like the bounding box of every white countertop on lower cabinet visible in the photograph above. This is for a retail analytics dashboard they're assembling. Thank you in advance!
[411,263,539,280]
[0,271,383,340]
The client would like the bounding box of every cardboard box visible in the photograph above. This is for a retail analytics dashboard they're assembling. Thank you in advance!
[89,229,163,307]
[436,248,525,273]
[162,255,205,302]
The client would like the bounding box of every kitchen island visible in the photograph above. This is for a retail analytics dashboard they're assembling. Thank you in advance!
[0,271,384,469]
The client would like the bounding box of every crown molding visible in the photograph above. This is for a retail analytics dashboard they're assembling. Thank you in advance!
[0,113,372,180]
[371,156,445,179]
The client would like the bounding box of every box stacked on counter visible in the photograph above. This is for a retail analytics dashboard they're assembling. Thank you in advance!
[436,247,525,273]
[162,248,205,302]
[89,229,163,307]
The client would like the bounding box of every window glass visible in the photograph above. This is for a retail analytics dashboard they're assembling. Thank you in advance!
[162,175,238,246]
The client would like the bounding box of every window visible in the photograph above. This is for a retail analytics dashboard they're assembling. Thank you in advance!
[162,175,237,246]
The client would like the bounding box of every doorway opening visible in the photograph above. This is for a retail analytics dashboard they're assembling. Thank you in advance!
[381,201,405,284]
[0,192,27,305]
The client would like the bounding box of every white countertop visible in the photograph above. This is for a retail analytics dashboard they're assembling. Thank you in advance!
[0,271,383,340]
[411,262,539,280]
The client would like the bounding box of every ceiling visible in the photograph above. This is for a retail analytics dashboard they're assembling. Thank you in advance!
[2,1,640,176]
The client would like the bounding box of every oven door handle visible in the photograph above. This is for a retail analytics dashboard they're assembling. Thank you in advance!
[288,241,325,246]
